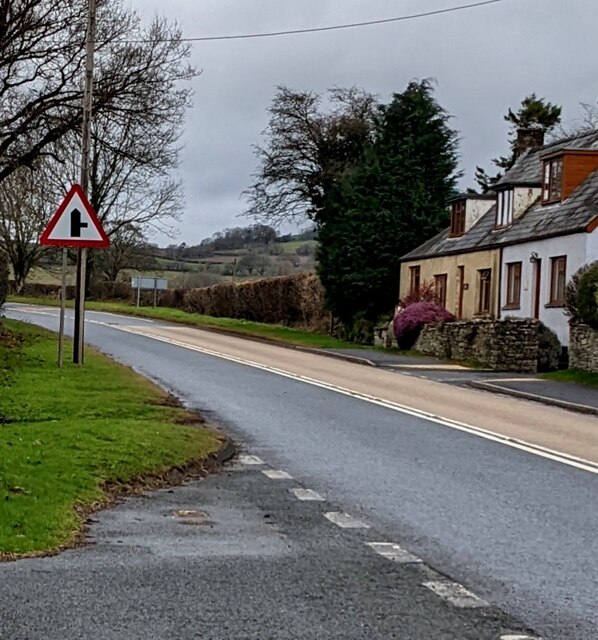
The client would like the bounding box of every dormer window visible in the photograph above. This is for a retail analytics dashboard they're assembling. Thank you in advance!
[542,157,563,203]
[496,189,514,227]
[450,200,466,237]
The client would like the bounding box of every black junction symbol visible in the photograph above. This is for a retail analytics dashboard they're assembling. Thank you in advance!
[70,208,89,238]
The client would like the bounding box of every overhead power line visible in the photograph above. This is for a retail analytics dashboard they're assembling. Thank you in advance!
[130,0,509,44]
[186,0,507,42]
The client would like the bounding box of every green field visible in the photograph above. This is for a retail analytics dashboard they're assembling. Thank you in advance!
[0,320,222,558]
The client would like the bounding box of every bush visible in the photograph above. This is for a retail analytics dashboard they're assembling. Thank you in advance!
[0,251,7,307]
[537,322,562,372]
[393,302,455,350]
[399,279,440,307]
[565,263,593,323]
[576,262,598,329]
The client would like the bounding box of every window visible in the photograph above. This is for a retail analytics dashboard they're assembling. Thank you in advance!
[496,189,514,227]
[409,266,421,295]
[549,256,567,305]
[450,200,466,237]
[505,262,522,308]
[542,158,563,203]
[434,274,448,309]
[477,268,492,315]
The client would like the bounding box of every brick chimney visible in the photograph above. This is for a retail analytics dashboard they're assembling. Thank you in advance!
[515,127,545,158]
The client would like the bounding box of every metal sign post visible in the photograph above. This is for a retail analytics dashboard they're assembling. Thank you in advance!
[73,0,97,365]
[58,249,68,368]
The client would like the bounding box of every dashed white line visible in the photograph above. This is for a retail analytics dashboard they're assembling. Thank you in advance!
[237,454,264,465]
[262,469,293,480]
[500,636,539,640]
[324,512,369,529]
[423,580,487,608]
[366,542,422,564]
[290,488,324,501]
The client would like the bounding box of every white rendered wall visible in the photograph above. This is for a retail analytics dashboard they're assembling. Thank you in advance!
[501,234,588,345]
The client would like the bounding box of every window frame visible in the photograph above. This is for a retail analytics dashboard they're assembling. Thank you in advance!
[434,273,448,309]
[409,265,421,296]
[477,268,492,315]
[450,200,466,237]
[542,157,563,204]
[505,261,522,308]
[549,256,567,305]
[496,189,514,228]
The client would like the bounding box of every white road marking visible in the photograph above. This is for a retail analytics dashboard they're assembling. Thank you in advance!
[237,455,264,466]
[262,469,293,480]
[366,542,422,564]
[324,512,369,529]
[423,580,487,608]
[9,307,598,478]
[111,325,598,478]
[290,488,324,501]
[500,636,539,640]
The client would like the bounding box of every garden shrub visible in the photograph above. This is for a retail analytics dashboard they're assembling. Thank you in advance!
[565,262,594,323]
[536,322,562,372]
[399,279,440,307]
[576,262,598,329]
[393,302,455,350]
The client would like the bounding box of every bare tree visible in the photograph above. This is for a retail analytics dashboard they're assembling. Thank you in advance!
[245,86,376,225]
[0,1,194,187]
[93,224,157,282]
[0,163,59,292]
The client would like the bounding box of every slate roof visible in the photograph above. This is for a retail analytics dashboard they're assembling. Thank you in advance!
[495,130,598,187]
[402,130,598,262]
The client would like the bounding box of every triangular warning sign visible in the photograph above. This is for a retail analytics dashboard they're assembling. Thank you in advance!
[40,184,110,248]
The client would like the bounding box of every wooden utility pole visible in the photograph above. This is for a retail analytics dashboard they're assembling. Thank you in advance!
[74,0,97,364]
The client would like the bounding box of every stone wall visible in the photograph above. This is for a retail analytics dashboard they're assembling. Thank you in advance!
[569,324,598,373]
[415,318,542,372]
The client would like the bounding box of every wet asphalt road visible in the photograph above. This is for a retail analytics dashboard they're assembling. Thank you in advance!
[3,306,598,639]
[0,463,531,640]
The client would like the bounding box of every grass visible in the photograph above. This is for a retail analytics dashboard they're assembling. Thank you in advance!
[541,369,598,388]
[0,319,222,557]
[7,295,358,350]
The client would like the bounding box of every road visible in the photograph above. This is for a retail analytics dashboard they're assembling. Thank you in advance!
[2,304,598,639]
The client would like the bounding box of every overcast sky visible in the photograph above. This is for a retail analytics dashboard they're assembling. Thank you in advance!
[128,0,597,246]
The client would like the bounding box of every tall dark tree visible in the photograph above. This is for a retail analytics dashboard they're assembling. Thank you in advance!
[476,93,562,191]
[317,80,460,331]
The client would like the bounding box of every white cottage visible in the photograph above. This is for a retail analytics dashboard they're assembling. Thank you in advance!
[492,131,598,345]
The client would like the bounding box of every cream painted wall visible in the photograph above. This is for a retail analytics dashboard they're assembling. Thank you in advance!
[400,249,501,319]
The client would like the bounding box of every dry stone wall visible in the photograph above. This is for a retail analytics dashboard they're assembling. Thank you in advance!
[415,318,542,372]
[569,324,598,373]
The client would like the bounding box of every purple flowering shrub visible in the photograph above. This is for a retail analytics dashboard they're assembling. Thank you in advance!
[393,302,455,350]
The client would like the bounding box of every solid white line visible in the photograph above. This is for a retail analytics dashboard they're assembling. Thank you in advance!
[366,542,422,564]
[324,512,369,529]
[237,455,264,465]
[290,488,324,501]
[262,469,293,480]
[113,325,598,477]
[423,580,487,608]
[500,636,539,640]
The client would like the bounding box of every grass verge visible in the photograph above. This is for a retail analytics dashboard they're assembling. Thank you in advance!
[0,319,223,558]
[541,369,598,388]
[7,295,358,350]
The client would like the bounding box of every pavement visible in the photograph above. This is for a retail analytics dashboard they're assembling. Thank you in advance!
[321,347,598,415]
